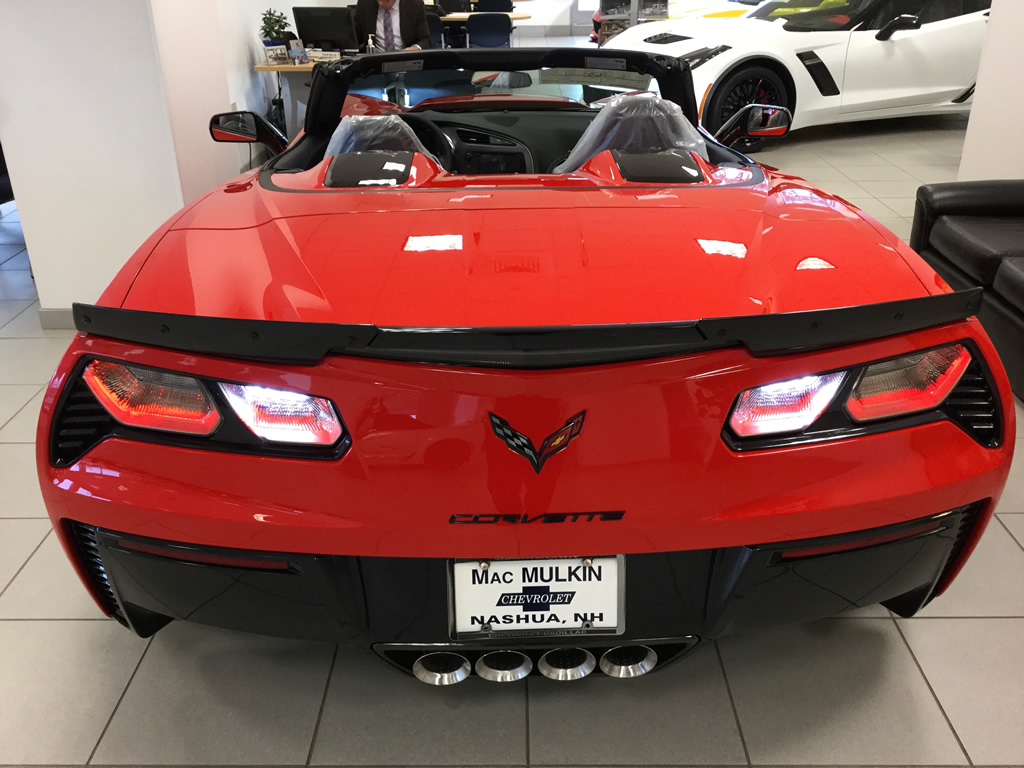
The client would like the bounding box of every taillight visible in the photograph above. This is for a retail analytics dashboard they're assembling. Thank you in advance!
[728,372,845,437]
[83,361,221,435]
[846,344,971,422]
[219,383,342,445]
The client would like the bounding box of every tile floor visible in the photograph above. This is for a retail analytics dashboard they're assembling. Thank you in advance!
[1,73,1024,768]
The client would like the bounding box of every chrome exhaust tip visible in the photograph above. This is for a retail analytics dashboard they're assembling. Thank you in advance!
[537,648,597,681]
[475,650,533,682]
[599,645,658,678]
[412,652,471,685]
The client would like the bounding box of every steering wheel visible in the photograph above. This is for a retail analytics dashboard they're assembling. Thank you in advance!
[400,114,455,172]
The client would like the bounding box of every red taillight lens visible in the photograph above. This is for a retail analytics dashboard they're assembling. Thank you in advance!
[219,383,342,445]
[729,372,846,437]
[846,344,971,422]
[83,361,221,435]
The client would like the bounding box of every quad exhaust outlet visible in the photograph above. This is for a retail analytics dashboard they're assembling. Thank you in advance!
[412,644,662,683]
[599,645,658,678]
[475,650,533,682]
[537,647,597,681]
[412,652,472,685]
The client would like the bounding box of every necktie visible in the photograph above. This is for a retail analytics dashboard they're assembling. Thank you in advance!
[383,7,395,51]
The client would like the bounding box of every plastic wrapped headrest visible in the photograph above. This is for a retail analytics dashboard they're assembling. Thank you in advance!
[325,115,438,163]
[554,92,708,173]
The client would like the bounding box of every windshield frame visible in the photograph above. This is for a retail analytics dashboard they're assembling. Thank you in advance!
[300,48,699,141]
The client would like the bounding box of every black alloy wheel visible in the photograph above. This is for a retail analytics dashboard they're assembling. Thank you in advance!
[705,65,790,153]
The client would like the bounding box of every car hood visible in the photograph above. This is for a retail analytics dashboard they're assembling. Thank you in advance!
[119,171,931,327]
[604,16,787,56]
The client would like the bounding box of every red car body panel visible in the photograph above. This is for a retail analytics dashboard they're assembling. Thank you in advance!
[37,65,1016,655]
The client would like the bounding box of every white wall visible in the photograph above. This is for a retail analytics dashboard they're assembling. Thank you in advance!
[0,0,185,314]
[151,0,241,202]
[958,0,1024,181]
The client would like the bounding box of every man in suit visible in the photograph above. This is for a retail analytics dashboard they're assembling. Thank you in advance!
[355,0,431,51]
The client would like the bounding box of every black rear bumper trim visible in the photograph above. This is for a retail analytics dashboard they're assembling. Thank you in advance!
[73,288,982,368]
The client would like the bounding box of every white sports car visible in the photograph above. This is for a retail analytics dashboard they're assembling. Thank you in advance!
[605,0,991,143]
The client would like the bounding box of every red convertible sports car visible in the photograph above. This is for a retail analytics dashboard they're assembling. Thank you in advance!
[38,48,1014,685]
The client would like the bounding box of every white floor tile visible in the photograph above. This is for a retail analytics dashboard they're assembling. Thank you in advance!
[93,622,335,765]
[915,519,1024,617]
[528,643,746,765]
[0,301,75,339]
[720,619,967,765]
[312,644,527,765]
[1000,514,1024,549]
[0,533,104,618]
[1000,445,1024,514]
[0,243,26,266]
[0,221,25,245]
[874,146,960,166]
[834,164,916,182]
[0,620,148,765]
[0,443,47,518]
[857,179,926,198]
[0,518,51,591]
[0,337,69,384]
[876,197,917,218]
[0,384,40,429]
[0,269,37,301]
[899,618,1024,766]
[0,250,30,271]
[0,298,32,327]
[904,164,960,184]
[780,164,850,182]
[0,389,44,442]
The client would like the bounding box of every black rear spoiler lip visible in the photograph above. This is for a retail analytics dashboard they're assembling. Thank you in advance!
[72,289,982,369]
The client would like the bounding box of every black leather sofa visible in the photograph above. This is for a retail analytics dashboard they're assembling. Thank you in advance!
[911,181,1024,398]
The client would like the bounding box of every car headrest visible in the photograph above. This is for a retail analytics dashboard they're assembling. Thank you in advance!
[324,114,438,164]
[553,92,708,174]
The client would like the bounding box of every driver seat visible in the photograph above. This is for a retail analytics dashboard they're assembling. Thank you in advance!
[553,93,708,174]
[324,115,439,164]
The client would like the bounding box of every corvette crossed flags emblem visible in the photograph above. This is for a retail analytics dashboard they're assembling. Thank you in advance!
[488,411,586,474]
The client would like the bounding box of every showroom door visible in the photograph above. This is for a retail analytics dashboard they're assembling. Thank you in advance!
[840,1,989,114]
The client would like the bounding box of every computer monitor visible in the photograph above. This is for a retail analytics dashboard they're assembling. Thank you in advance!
[293,6,360,52]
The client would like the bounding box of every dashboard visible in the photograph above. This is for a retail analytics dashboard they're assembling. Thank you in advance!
[409,109,599,175]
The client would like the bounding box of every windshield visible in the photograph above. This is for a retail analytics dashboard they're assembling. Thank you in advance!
[749,0,878,29]
[349,67,658,110]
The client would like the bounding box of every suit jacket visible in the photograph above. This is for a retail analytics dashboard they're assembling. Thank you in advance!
[355,0,431,51]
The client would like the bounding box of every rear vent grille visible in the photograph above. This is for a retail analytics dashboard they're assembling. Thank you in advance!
[945,359,1002,447]
[68,522,127,626]
[934,502,982,591]
[50,374,114,467]
[643,32,690,44]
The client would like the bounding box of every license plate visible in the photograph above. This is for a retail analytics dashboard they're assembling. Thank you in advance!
[451,556,622,637]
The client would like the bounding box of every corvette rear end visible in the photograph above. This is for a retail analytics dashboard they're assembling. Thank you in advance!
[36,49,1014,684]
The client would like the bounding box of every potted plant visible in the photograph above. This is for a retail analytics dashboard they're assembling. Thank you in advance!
[260,9,292,64]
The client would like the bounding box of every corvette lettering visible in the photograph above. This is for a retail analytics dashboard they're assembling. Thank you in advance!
[449,511,624,524]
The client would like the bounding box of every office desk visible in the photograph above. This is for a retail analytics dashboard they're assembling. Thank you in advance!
[254,61,321,73]
[441,11,531,20]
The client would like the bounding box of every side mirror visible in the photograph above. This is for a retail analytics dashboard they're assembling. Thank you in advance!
[714,103,793,148]
[876,14,921,41]
[209,111,288,156]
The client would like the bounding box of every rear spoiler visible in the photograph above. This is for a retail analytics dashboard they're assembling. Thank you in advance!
[72,289,982,369]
